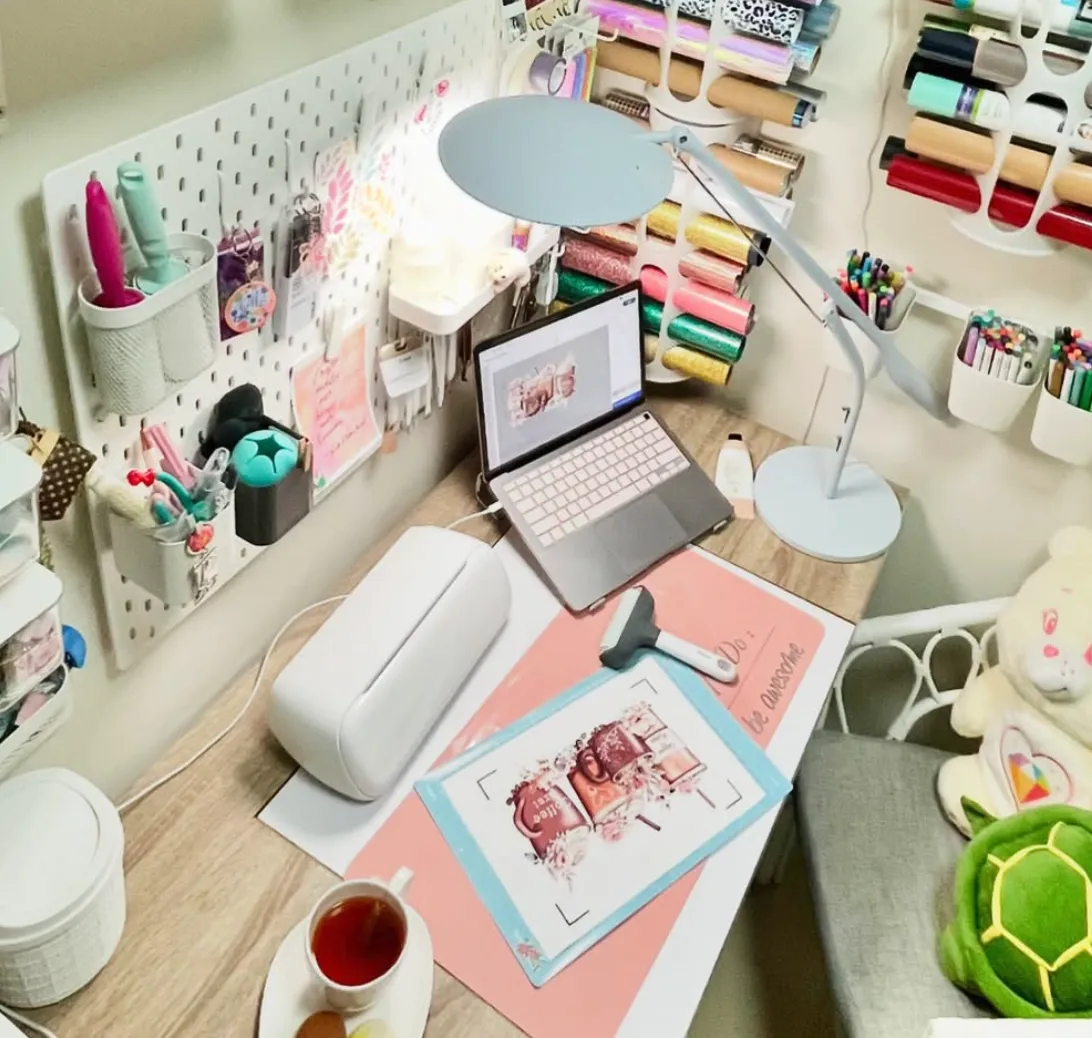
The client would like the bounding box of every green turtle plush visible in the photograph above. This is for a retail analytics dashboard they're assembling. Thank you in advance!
[941,798,1092,1018]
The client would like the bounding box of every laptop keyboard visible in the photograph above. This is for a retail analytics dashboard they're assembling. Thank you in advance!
[503,412,690,547]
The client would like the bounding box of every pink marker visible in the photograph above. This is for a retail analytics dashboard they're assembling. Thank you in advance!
[143,423,194,489]
[85,179,143,309]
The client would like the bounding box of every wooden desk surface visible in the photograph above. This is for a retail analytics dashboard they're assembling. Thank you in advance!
[38,390,900,1038]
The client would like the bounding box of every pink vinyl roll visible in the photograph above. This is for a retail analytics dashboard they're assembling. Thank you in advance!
[678,250,744,294]
[561,236,634,285]
[639,266,754,335]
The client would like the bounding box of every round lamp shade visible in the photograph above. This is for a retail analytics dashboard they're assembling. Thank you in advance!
[438,95,673,227]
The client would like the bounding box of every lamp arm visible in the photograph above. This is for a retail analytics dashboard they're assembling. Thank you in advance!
[646,128,949,426]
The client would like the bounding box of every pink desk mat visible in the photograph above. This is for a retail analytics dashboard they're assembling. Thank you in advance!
[347,547,825,1037]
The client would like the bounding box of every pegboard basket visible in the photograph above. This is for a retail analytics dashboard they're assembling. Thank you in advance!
[1031,384,1092,466]
[77,233,219,416]
[109,502,236,607]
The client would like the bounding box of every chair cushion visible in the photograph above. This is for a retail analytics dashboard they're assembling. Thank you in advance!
[797,730,993,1038]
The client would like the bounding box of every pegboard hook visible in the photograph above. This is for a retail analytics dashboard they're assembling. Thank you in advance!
[216,170,230,238]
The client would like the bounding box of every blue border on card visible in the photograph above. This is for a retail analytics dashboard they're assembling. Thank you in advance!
[414,652,792,987]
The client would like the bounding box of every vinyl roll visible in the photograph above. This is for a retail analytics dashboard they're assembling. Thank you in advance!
[678,250,745,293]
[731,134,806,181]
[662,345,733,384]
[643,332,660,364]
[557,268,613,305]
[639,265,755,335]
[640,298,745,360]
[583,0,794,83]
[595,40,815,126]
[579,223,640,256]
[708,143,791,196]
[905,117,1092,206]
[647,200,766,265]
[884,152,1092,251]
[915,29,1026,87]
[560,237,634,284]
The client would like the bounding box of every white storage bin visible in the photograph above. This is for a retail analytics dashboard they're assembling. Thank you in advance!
[947,311,1042,432]
[0,443,41,588]
[0,314,19,440]
[77,232,218,415]
[0,666,71,781]
[0,768,125,1008]
[1031,384,1092,466]
[822,288,918,379]
[109,501,236,607]
[0,564,62,714]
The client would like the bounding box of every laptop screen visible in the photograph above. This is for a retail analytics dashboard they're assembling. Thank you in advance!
[477,284,644,476]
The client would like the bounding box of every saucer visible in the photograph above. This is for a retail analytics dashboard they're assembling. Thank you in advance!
[258,906,434,1038]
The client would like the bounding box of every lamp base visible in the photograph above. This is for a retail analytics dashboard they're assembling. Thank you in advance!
[753,446,901,564]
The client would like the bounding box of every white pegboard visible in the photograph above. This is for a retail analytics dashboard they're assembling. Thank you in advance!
[42,0,503,670]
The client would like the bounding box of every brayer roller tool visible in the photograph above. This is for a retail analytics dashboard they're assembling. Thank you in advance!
[599,586,738,683]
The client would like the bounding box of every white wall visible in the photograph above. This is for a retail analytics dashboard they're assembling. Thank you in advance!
[2,0,1089,794]
[0,0,479,796]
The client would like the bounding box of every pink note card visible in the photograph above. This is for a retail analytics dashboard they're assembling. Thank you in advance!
[347,548,825,1037]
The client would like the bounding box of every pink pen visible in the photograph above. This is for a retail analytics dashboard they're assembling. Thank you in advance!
[144,423,195,489]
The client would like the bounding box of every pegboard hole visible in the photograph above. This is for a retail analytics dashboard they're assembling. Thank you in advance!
[234,172,242,186]
[226,343,234,357]
[194,398,202,410]
[196,147,204,162]
[198,188,207,203]
[276,390,283,402]
[240,547,248,559]
[118,415,128,428]
[215,118,223,132]
[125,601,133,613]
[274,361,282,373]
[315,115,321,128]
[176,394,184,406]
[314,75,322,88]
[268,116,275,130]
[144,599,153,612]
[157,164,165,180]
[233,130,241,145]
[134,151,142,162]
[299,101,307,115]
[178,176,186,192]
[211,371,218,384]
[259,355,266,368]
[343,100,349,114]
[283,88,291,103]
[181,218,189,231]
[130,628,137,640]
[268,156,275,169]
[328,126,335,139]
[160,207,168,222]
[100,444,109,458]
[299,140,306,153]
[217,159,224,172]
[252,183,259,197]
[250,102,258,116]
[251,143,259,158]
[242,349,250,362]
[149,626,156,638]
[175,134,184,149]
[269,193,277,206]
[228,376,236,388]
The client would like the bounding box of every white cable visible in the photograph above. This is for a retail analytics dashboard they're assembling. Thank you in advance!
[445,502,504,531]
[861,0,901,249]
[0,1004,59,1038]
[116,595,347,814]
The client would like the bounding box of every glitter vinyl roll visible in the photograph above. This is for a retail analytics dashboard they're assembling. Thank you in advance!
[643,333,659,364]
[560,237,634,284]
[639,265,754,334]
[662,345,733,384]
[596,40,815,126]
[642,298,745,361]
[647,201,766,266]
[579,223,640,256]
[678,250,744,293]
[731,134,806,182]
[557,268,613,305]
[708,143,791,197]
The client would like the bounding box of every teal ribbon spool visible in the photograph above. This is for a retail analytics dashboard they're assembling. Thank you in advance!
[556,269,746,364]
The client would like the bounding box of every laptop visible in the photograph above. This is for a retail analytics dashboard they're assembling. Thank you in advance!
[474,280,733,611]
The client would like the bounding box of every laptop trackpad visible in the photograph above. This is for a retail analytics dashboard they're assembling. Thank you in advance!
[605,496,686,572]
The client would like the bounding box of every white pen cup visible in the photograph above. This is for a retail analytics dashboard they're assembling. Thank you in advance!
[304,868,414,1012]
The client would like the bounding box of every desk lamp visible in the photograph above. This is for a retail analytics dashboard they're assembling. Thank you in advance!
[438,95,948,563]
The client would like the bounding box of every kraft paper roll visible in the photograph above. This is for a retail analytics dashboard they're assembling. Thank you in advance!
[579,223,640,256]
[662,345,733,384]
[642,298,746,361]
[639,265,755,335]
[560,237,634,284]
[557,268,612,305]
[596,40,814,127]
[708,143,792,197]
[905,117,1092,207]
[678,250,744,293]
[647,201,764,266]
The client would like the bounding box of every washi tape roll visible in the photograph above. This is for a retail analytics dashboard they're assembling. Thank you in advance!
[560,237,634,284]
[647,201,766,266]
[639,266,754,335]
[528,50,567,95]
[678,250,745,294]
[662,345,733,384]
[557,268,613,304]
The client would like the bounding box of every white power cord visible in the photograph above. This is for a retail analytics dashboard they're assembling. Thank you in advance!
[445,501,504,531]
[116,595,347,814]
[1,1004,59,1038]
[861,0,902,249]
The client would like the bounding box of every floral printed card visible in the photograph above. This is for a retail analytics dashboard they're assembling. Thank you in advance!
[415,653,790,986]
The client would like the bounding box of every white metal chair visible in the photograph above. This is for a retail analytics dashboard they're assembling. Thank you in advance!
[797,598,1011,1038]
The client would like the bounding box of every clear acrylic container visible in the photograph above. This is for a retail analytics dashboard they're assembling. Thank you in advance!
[0,442,42,588]
[0,315,18,440]
[0,564,63,713]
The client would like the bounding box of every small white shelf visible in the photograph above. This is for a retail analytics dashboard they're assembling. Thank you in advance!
[388,226,560,335]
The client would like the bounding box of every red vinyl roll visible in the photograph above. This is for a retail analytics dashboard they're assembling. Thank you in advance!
[639,265,754,335]
[885,154,1092,249]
